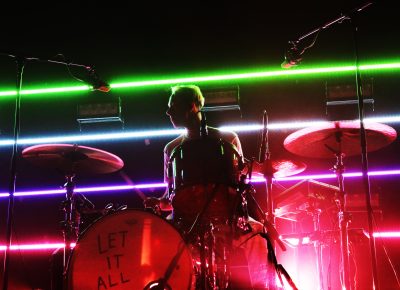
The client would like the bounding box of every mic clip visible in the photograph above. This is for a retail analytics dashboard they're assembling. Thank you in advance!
[86,66,111,92]
[200,110,208,138]
[281,41,303,69]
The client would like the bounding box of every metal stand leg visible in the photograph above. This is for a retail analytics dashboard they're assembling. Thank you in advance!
[334,153,352,290]
[60,174,80,289]
[312,209,324,290]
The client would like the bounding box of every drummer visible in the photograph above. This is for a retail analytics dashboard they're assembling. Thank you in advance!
[145,85,269,289]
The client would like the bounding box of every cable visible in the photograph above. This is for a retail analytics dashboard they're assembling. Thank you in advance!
[372,215,400,289]
[11,226,36,289]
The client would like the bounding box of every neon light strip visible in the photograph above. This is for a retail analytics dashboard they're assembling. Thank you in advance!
[272,169,400,182]
[0,243,75,251]
[0,129,185,146]
[0,183,168,198]
[0,62,399,97]
[111,63,400,89]
[0,170,399,198]
[1,231,398,251]
[373,232,400,238]
[0,86,90,97]
[0,115,398,146]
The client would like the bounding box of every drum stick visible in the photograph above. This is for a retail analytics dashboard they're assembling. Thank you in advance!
[119,171,147,201]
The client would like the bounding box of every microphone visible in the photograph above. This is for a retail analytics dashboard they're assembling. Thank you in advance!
[86,67,111,92]
[281,41,303,69]
[200,110,208,138]
[258,110,268,163]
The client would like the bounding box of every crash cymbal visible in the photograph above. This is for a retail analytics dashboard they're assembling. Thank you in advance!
[284,121,397,158]
[250,159,307,178]
[22,144,124,175]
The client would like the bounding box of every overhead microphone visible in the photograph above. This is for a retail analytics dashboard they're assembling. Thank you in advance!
[281,41,303,69]
[258,110,268,163]
[200,110,208,138]
[86,67,111,92]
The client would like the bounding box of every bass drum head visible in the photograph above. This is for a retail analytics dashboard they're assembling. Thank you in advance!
[67,209,194,289]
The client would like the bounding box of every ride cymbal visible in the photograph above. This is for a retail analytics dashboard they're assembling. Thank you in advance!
[283,121,397,158]
[22,144,124,175]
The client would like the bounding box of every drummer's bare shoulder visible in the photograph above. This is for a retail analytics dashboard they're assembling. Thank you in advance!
[208,127,238,140]
[164,135,185,157]
[208,127,242,152]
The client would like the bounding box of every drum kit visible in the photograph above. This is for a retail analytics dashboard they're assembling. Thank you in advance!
[19,120,396,290]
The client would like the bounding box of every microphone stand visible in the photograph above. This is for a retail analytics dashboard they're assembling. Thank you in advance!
[281,3,379,289]
[0,51,106,290]
[1,54,25,290]
[258,110,279,290]
[200,110,208,138]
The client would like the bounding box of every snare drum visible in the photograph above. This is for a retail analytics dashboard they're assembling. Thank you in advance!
[168,138,243,228]
[67,210,194,290]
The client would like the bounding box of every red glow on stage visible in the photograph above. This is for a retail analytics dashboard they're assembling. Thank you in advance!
[1,232,399,252]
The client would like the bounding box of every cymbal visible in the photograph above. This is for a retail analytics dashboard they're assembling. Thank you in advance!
[22,144,124,175]
[250,159,307,178]
[284,121,397,158]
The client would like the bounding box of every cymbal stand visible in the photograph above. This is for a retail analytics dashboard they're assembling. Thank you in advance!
[0,51,107,290]
[60,174,80,285]
[282,3,379,288]
[331,148,352,290]
[258,110,279,290]
[309,207,324,290]
[0,53,29,290]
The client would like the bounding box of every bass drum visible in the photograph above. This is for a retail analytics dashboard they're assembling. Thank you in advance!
[67,209,194,290]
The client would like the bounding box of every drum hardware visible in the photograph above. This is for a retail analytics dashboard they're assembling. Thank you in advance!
[240,175,300,289]
[283,120,397,290]
[143,241,188,290]
[104,202,128,213]
[250,158,307,179]
[169,162,227,289]
[168,135,248,289]
[253,110,291,290]
[0,52,104,290]
[259,231,299,290]
[274,179,339,222]
[22,143,124,289]
[184,184,233,290]
[273,178,340,290]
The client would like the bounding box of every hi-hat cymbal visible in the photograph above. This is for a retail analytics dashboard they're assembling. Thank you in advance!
[249,159,307,178]
[284,121,397,158]
[22,144,124,175]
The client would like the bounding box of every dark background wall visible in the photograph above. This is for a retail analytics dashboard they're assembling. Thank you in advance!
[0,1,399,289]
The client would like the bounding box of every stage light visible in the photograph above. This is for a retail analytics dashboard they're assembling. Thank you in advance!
[0,115,398,147]
[373,232,400,238]
[0,61,400,98]
[0,85,90,98]
[0,183,168,198]
[0,243,75,251]
[0,170,399,199]
[0,232,398,252]
[0,129,185,146]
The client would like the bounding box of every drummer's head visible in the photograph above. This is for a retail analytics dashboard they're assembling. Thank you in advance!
[166,85,205,128]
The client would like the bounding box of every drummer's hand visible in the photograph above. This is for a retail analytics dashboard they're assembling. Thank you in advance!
[144,197,173,211]
[143,197,161,210]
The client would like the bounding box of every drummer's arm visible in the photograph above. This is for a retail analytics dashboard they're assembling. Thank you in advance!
[143,151,173,211]
[232,134,243,157]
